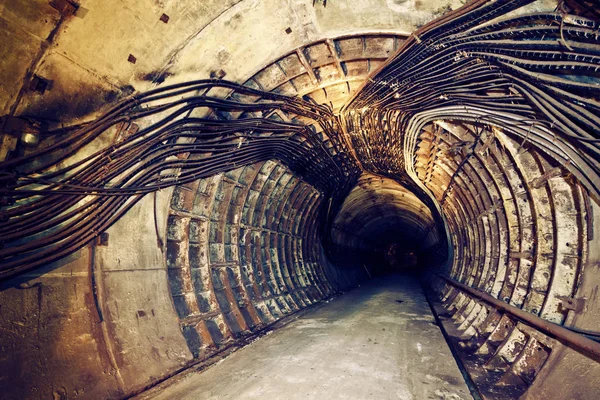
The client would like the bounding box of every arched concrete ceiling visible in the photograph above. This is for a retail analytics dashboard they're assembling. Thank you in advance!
[1,0,473,123]
[332,173,437,249]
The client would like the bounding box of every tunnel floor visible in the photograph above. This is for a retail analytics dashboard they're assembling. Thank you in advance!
[139,274,473,400]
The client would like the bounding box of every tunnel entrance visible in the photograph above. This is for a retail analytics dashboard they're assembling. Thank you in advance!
[329,173,446,278]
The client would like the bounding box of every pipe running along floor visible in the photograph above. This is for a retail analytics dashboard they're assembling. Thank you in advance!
[139,274,473,400]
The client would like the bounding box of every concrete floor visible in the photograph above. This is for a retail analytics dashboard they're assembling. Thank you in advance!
[144,275,473,400]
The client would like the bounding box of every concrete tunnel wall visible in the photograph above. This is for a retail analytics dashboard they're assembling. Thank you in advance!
[2,1,600,399]
[0,2,446,398]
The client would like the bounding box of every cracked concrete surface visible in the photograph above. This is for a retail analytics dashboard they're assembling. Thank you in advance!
[144,274,472,400]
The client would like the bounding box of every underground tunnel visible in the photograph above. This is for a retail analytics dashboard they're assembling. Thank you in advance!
[1,0,600,399]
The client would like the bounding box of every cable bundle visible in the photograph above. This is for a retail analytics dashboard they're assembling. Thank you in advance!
[0,81,359,279]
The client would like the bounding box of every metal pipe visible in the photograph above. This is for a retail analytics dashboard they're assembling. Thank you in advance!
[437,274,600,359]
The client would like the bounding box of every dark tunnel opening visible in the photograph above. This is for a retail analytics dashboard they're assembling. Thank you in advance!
[326,173,448,279]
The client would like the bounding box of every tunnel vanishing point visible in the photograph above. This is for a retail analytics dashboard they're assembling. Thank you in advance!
[1,0,600,399]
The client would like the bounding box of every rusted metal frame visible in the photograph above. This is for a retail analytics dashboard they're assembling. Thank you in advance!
[444,167,485,285]
[537,157,582,324]
[208,178,252,336]
[273,179,315,301]
[457,296,484,328]
[262,169,299,311]
[216,266,253,335]
[262,230,296,314]
[501,135,555,315]
[470,151,507,294]
[233,164,267,304]
[244,225,273,303]
[521,151,560,315]
[414,136,433,183]
[288,187,314,238]
[451,294,477,326]
[238,227,269,318]
[303,194,335,295]
[502,324,552,386]
[424,173,448,201]
[325,39,346,78]
[459,304,492,341]
[249,229,278,318]
[298,191,322,246]
[561,180,588,310]
[291,188,322,292]
[248,33,405,91]
[470,309,504,347]
[459,158,495,289]
[478,313,518,357]
[265,172,292,230]
[301,218,328,297]
[272,222,303,304]
[250,164,283,302]
[439,157,480,283]
[272,176,299,230]
[289,234,321,301]
[280,233,308,303]
[274,178,299,233]
[189,174,235,345]
[437,273,600,360]
[300,202,321,292]
[227,169,264,329]
[448,108,597,198]
[167,199,211,326]
[451,159,490,286]
[264,224,297,301]
[445,212,464,281]
[462,156,499,291]
[295,49,319,86]
[457,299,485,332]
[289,236,314,298]
[258,237,290,316]
[425,124,443,185]
[211,178,234,252]
[483,321,529,379]
[429,155,457,198]
[281,234,312,304]
[440,288,463,317]
[270,232,302,309]
[282,184,312,236]
[481,147,514,298]
[442,200,467,279]
[567,182,588,320]
[439,123,486,207]
[487,144,523,305]
[341,0,506,110]
[448,289,472,317]
[244,224,274,300]
[495,134,538,310]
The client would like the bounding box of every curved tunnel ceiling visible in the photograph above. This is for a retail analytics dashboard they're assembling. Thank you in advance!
[1,1,600,399]
[332,173,438,249]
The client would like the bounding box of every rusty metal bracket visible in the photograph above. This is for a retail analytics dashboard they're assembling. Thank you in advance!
[557,295,586,313]
[437,274,600,359]
[531,167,564,188]
[49,0,78,16]
[0,116,43,160]
[96,232,109,246]
[478,200,503,219]
[510,250,534,260]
